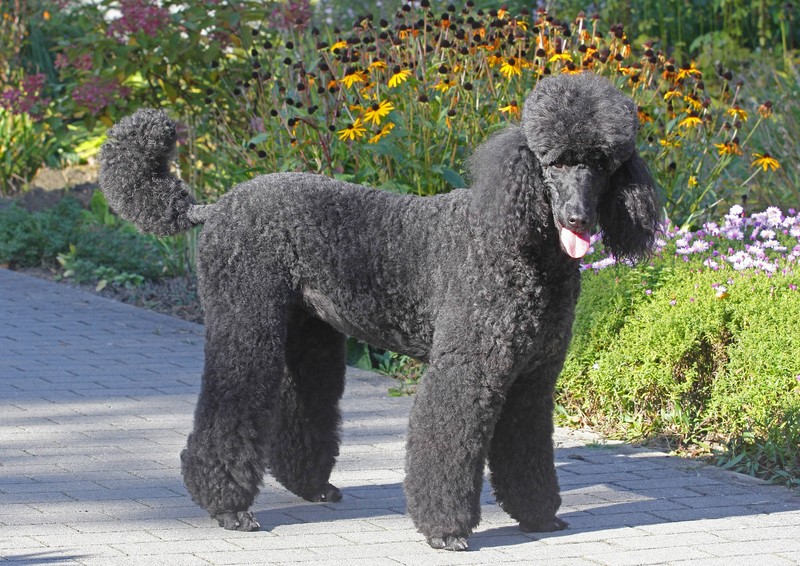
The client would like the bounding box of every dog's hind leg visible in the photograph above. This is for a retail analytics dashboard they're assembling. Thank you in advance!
[267,309,346,503]
[180,292,289,532]
[488,364,567,533]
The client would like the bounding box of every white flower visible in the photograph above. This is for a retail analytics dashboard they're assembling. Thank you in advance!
[591,257,617,270]
[728,204,744,217]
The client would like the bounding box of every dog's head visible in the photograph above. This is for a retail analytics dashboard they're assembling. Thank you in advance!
[518,72,661,261]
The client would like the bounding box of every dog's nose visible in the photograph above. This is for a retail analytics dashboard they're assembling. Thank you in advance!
[566,215,590,232]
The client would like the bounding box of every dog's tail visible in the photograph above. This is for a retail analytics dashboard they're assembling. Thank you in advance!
[99,108,213,236]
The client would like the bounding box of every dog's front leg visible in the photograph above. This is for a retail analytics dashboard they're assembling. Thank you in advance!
[488,363,567,533]
[404,357,507,551]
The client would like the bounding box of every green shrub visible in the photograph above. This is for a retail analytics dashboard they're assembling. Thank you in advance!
[559,206,800,485]
[0,193,181,284]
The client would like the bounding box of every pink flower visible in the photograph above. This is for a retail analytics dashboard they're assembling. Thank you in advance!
[71,77,129,113]
[108,0,170,41]
[270,0,312,30]
[0,73,50,120]
[55,51,93,72]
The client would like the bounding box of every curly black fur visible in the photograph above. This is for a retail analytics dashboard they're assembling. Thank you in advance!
[99,72,661,551]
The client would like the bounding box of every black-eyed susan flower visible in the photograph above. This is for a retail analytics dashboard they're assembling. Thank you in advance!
[434,80,455,92]
[499,58,522,79]
[751,152,780,171]
[727,105,748,122]
[676,62,702,81]
[678,114,703,129]
[341,68,367,89]
[364,100,395,125]
[758,101,773,119]
[368,59,387,72]
[499,101,520,117]
[338,118,367,141]
[714,141,743,156]
[329,40,348,52]
[659,137,682,148]
[497,7,509,20]
[548,51,572,63]
[368,122,395,144]
[684,94,703,112]
[388,67,411,88]
[486,54,503,67]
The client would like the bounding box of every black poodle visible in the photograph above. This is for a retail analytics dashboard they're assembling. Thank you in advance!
[99,72,660,551]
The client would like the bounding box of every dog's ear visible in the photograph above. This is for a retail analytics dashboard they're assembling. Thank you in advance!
[598,150,662,263]
[467,126,540,241]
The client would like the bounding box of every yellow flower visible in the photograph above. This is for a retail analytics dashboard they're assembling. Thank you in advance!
[727,105,748,122]
[663,89,682,101]
[548,51,572,63]
[341,68,367,89]
[678,115,703,129]
[388,67,411,88]
[364,100,395,126]
[487,54,504,67]
[676,62,702,81]
[434,80,455,92]
[638,109,653,123]
[751,152,780,171]
[714,141,743,156]
[659,138,681,148]
[329,40,347,52]
[499,58,522,79]
[684,94,703,112]
[499,101,520,116]
[368,122,395,144]
[758,101,773,119]
[337,118,367,141]
[368,60,387,72]
[497,8,509,20]
[398,28,419,40]
[688,175,698,188]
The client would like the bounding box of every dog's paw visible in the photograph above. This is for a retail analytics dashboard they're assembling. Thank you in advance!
[215,510,260,531]
[519,516,568,533]
[312,483,342,503]
[427,535,469,551]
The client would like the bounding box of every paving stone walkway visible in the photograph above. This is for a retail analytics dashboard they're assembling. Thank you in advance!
[1,268,799,565]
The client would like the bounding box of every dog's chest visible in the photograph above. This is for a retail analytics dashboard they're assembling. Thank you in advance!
[490,261,580,362]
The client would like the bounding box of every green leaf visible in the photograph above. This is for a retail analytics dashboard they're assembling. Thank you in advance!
[346,339,373,370]
[433,165,466,189]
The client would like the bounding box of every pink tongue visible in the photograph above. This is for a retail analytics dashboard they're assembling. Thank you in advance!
[560,227,591,259]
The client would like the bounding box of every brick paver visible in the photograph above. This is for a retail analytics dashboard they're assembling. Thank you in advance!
[1,268,799,565]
